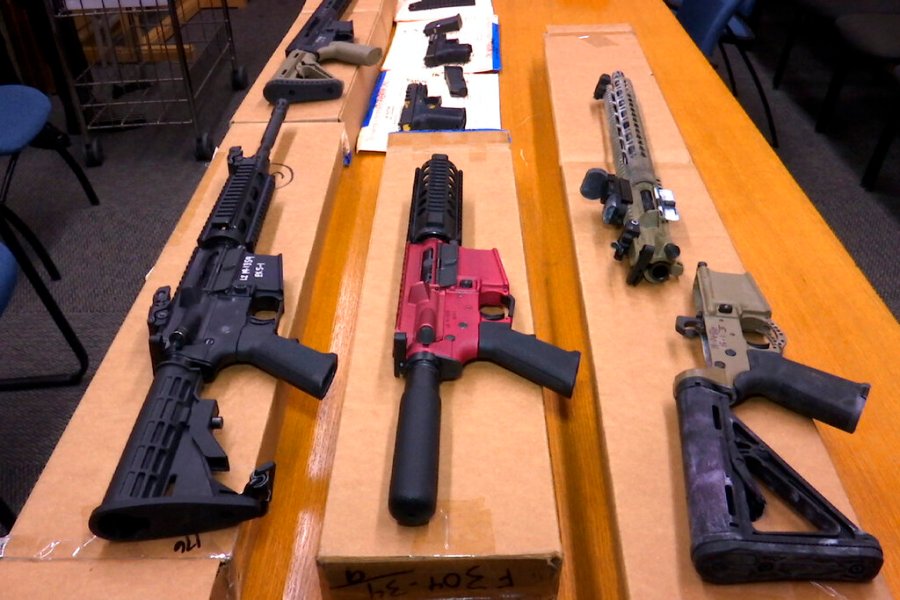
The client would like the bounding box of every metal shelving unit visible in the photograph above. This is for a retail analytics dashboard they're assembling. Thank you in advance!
[44,0,248,165]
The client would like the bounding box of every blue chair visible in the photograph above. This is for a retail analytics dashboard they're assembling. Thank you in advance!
[1,85,99,281]
[0,85,92,390]
[676,0,779,147]
[677,0,741,56]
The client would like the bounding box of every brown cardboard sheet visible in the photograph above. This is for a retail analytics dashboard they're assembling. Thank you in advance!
[1,559,225,600]
[0,121,346,596]
[546,25,891,599]
[230,8,388,149]
[545,24,691,167]
[317,131,563,600]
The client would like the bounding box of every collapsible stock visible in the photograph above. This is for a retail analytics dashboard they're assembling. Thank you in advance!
[675,376,883,584]
[89,362,276,541]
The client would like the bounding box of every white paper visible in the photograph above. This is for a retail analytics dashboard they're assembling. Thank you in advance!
[357,69,501,153]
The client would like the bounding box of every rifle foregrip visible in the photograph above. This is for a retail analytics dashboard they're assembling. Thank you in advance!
[478,322,580,397]
[237,328,337,400]
[735,349,869,432]
[389,359,442,526]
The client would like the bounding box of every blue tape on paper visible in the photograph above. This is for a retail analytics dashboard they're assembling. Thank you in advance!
[362,71,388,128]
[491,22,501,71]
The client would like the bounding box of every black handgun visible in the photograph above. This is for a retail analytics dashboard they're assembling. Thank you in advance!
[424,34,472,67]
[88,100,338,542]
[399,83,466,131]
[423,14,471,68]
[674,263,883,583]
[263,0,383,103]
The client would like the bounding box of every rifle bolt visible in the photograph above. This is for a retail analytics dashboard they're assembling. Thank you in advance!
[718,304,733,314]
[211,416,224,429]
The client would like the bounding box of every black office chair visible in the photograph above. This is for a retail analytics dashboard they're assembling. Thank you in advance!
[0,84,93,390]
[861,65,900,190]
[676,0,778,146]
[815,13,900,133]
[773,0,900,89]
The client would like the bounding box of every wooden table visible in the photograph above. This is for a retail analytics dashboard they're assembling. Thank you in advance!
[240,0,900,597]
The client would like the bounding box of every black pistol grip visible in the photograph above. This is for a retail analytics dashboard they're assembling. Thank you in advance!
[236,326,338,400]
[477,321,580,397]
[90,362,269,541]
[389,358,442,526]
[734,349,869,432]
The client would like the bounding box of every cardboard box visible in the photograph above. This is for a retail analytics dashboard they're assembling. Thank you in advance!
[317,131,564,600]
[544,25,892,598]
[311,0,396,35]
[230,8,390,151]
[0,121,346,597]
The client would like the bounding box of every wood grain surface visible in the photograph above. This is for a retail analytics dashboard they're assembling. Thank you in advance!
[239,1,899,598]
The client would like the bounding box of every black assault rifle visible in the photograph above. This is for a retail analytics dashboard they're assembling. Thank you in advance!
[89,100,338,542]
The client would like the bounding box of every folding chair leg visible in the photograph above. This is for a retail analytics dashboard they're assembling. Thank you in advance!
[773,11,803,89]
[862,112,898,190]
[816,60,848,133]
[737,45,779,148]
[55,145,100,206]
[718,42,739,97]
[33,123,100,207]
[1,155,62,280]
[0,206,61,281]
[0,219,88,391]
